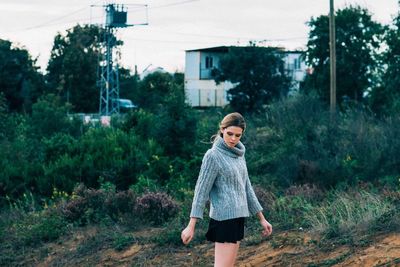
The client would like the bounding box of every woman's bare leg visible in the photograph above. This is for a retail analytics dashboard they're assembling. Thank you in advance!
[214,242,240,267]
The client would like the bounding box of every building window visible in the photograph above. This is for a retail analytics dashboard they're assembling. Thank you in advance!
[205,56,213,69]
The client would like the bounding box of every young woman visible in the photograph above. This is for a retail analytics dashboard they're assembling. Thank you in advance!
[181,112,272,267]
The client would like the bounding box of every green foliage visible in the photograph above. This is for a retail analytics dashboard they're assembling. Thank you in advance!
[0,39,45,112]
[0,115,45,201]
[0,93,7,136]
[122,109,157,139]
[119,67,139,102]
[156,84,197,157]
[61,183,136,225]
[42,133,77,162]
[369,11,400,115]
[270,195,314,230]
[246,95,400,188]
[5,192,39,213]
[11,209,68,246]
[213,45,291,113]
[129,175,159,194]
[112,232,135,251]
[125,72,197,157]
[152,227,184,247]
[304,5,383,104]
[46,24,105,112]
[131,72,182,113]
[30,94,79,138]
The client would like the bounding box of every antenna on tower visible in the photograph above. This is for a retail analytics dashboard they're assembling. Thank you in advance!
[96,3,148,116]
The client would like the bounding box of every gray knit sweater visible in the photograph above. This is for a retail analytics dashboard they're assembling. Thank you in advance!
[190,136,263,221]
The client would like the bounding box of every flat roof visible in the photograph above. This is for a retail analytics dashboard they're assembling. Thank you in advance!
[186,46,229,53]
[186,46,304,54]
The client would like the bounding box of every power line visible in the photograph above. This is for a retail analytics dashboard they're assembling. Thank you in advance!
[121,35,225,44]
[144,27,306,41]
[6,0,199,33]
[120,35,305,45]
[130,0,200,12]
[22,6,89,31]
[7,0,104,33]
[91,0,200,14]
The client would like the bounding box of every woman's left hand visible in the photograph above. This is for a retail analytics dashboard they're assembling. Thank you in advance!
[260,219,273,237]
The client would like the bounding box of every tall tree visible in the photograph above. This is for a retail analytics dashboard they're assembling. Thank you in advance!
[119,67,139,102]
[304,6,383,104]
[0,39,45,112]
[213,45,290,113]
[46,24,107,113]
[132,71,182,112]
[369,6,400,115]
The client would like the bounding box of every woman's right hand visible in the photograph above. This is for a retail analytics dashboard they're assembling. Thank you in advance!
[181,225,195,245]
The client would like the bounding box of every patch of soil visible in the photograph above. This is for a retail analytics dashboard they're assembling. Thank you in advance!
[31,227,400,267]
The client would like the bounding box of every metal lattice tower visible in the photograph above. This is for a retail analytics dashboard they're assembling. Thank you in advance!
[98,4,130,116]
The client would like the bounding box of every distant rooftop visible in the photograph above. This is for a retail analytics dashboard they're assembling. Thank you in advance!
[186,45,304,54]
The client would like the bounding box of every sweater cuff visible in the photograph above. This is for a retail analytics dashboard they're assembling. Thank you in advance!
[190,205,204,219]
[249,202,263,215]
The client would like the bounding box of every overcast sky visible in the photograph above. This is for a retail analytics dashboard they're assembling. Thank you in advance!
[0,0,398,74]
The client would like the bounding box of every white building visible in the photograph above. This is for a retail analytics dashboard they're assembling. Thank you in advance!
[184,46,307,107]
[184,46,233,107]
[282,51,307,95]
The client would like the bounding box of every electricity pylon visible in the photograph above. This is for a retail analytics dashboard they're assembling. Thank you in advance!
[98,4,132,116]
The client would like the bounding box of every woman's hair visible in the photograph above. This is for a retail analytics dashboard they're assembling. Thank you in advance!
[212,112,246,141]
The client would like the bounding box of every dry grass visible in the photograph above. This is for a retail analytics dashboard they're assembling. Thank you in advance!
[306,190,395,235]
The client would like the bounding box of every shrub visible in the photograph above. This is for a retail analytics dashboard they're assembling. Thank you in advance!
[269,195,314,230]
[12,209,68,246]
[246,95,400,188]
[112,232,136,251]
[253,186,277,214]
[152,227,183,247]
[135,192,179,226]
[62,196,89,223]
[30,94,80,138]
[61,183,137,225]
[104,190,137,219]
[284,183,324,201]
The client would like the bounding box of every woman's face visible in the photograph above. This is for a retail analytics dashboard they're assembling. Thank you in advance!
[221,126,243,148]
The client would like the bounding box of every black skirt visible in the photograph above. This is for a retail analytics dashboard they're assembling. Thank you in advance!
[205,217,245,243]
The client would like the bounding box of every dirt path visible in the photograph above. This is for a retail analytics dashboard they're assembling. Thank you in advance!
[34,228,400,266]
[236,233,400,267]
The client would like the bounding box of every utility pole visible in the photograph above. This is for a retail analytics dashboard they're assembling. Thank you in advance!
[329,0,337,116]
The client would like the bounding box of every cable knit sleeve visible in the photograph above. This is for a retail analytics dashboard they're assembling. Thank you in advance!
[245,172,263,215]
[190,150,219,219]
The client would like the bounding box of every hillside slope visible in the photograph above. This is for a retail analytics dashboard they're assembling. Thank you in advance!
[24,227,400,267]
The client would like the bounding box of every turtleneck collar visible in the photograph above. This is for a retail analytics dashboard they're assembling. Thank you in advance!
[213,135,245,158]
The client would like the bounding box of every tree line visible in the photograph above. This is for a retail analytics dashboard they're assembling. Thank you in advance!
[2,5,400,204]
[0,6,400,116]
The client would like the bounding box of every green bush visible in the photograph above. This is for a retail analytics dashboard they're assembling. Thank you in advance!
[61,183,137,225]
[246,95,400,188]
[270,195,314,230]
[152,227,183,247]
[112,232,135,251]
[11,209,68,246]
[30,94,81,138]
